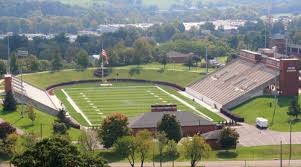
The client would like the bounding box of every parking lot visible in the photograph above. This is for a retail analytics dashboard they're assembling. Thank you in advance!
[234,123,301,146]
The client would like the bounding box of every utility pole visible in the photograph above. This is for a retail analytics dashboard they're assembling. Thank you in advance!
[205,46,208,74]
[271,78,277,125]
[289,120,292,161]
[40,123,43,139]
[280,141,283,167]
[7,34,10,74]
[101,42,104,84]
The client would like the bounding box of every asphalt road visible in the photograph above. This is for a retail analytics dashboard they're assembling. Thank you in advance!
[109,160,301,167]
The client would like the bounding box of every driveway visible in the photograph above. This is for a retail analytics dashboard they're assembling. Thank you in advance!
[234,123,301,146]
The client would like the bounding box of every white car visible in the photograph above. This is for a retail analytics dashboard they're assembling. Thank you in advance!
[256,117,268,129]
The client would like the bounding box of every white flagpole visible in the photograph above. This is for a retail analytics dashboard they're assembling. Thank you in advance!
[101,54,104,83]
[101,42,104,84]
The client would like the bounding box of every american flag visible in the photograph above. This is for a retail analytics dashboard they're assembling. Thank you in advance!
[101,49,109,64]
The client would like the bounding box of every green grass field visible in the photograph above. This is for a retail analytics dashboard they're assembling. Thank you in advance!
[99,144,301,162]
[55,82,224,126]
[22,68,203,89]
[118,62,214,73]
[232,96,301,132]
[0,106,82,140]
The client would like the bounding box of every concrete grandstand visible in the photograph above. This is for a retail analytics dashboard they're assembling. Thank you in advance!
[186,49,299,110]
[5,75,61,116]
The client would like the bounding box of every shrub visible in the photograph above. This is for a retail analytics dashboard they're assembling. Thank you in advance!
[3,92,17,112]
[0,122,16,139]
[53,121,68,135]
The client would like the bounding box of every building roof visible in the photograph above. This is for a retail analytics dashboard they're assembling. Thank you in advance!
[166,51,195,58]
[201,129,222,140]
[129,111,214,129]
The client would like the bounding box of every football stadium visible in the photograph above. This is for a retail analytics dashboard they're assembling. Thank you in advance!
[4,48,299,129]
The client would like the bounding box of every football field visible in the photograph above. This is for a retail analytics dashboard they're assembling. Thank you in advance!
[60,85,195,126]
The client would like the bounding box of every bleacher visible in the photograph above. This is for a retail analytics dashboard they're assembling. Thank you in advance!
[186,59,279,109]
[11,76,60,115]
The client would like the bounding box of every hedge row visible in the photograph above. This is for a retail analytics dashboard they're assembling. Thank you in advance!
[220,108,244,122]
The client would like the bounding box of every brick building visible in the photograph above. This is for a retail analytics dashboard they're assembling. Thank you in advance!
[129,110,216,137]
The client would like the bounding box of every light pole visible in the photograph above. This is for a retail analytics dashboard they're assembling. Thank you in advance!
[206,46,208,74]
[7,32,13,74]
[289,120,292,162]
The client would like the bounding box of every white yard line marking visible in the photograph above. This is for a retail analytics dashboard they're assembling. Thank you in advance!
[156,86,213,121]
[61,89,93,126]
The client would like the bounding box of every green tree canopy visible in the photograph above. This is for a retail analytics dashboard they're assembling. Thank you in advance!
[219,127,240,150]
[114,136,137,167]
[75,49,89,69]
[180,135,211,167]
[157,114,182,142]
[11,137,108,167]
[287,98,301,120]
[135,130,153,167]
[3,91,17,112]
[99,112,130,148]
[165,140,179,167]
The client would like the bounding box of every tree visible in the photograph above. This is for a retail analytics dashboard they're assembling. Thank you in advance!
[0,122,16,140]
[200,22,215,32]
[287,98,301,120]
[219,127,239,150]
[165,140,178,167]
[272,21,285,35]
[0,60,6,77]
[133,37,153,65]
[81,153,109,167]
[3,91,17,112]
[157,114,182,142]
[64,46,80,63]
[180,135,211,167]
[99,113,130,148]
[136,130,153,167]
[159,54,168,69]
[11,137,106,167]
[10,53,18,74]
[114,136,137,167]
[173,21,185,33]
[21,132,38,149]
[79,130,98,153]
[51,49,63,71]
[227,35,239,49]
[75,49,89,69]
[53,121,68,135]
[26,105,36,125]
[156,131,168,167]
[23,55,39,73]
[0,133,18,156]
[186,56,194,70]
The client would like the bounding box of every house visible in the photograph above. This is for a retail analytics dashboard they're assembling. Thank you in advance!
[129,109,216,137]
[166,51,197,64]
